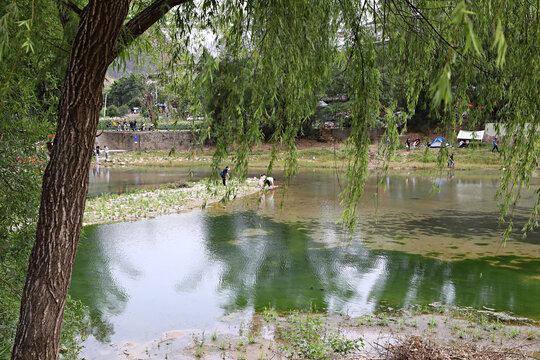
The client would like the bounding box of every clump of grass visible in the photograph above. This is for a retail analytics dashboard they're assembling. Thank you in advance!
[192,332,205,358]
[263,306,278,322]
[277,312,362,359]
[428,315,437,329]
[509,327,520,338]
[218,340,227,350]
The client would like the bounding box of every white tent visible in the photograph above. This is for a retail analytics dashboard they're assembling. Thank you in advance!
[457,130,485,141]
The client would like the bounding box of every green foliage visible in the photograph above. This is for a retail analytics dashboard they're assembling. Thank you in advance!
[263,306,278,322]
[107,73,147,107]
[106,105,120,117]
[118,104,130,116]
[277,313,362,359]
[0,1,89,356]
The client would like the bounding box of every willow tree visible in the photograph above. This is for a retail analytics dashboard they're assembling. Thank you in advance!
[2,0,537,358]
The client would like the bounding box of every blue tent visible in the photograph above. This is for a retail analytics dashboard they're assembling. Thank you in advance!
[430,137,446,148]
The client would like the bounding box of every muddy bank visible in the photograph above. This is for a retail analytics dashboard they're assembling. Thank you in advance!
[92,306,539,360]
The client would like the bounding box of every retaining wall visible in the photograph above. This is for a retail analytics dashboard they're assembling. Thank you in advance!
[95,130,195,151]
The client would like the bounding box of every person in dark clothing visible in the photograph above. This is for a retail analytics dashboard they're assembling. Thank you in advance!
[406,138,410,151]
[448,153,455,168]
[220,166,230,186]
[492,138,499,152]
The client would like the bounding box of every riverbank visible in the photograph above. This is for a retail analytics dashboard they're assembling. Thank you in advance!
[100,305,539,360]
[94,140,505,171]
[83,179,260,226]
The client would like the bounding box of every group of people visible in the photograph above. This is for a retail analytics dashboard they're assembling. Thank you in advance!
[94,145,109,161]
[107,119,150,131]
[405,138,422,150]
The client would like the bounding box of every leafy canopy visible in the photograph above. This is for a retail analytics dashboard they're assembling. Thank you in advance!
[2,1,539,243]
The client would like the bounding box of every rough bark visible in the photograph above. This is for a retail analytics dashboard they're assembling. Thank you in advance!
[11,1,130,358]
[11,0,189,358]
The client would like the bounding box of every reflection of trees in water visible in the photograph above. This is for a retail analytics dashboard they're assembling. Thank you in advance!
[202,212,540,318]
[70,226,131,343]
[203,212,331,312]
[355,249,540,317]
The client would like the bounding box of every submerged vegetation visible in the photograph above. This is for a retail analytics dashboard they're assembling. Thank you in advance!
[84,179,260,225]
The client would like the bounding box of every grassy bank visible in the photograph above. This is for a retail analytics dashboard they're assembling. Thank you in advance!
[98,143,505,171]
[83,179,260,225]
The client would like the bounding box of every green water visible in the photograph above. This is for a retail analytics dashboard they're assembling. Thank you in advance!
[87,165,210,197]
[72,170,540,356]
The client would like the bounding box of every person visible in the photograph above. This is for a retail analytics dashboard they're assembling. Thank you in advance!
[406,138,410,151]
[259,174,267,188]
[104,145,109,160]
[220,166,230,186]
[492,137,499,152]
[448,153,455,168]
[264,176,274,187]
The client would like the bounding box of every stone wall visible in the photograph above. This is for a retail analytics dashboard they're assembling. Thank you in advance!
[95,130,196,151]
[95,128,383,151]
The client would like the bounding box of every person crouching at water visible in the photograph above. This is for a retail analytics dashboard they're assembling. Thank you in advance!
[264,176,274,187]
[220,166,230,186]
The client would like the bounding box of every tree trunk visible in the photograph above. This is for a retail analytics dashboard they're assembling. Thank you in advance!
[11,1,130,359]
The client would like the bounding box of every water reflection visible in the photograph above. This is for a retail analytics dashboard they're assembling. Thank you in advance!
[72,170,540,356]
[87,166,211,197]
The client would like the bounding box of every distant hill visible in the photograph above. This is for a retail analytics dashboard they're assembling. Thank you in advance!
[105,56,156,87]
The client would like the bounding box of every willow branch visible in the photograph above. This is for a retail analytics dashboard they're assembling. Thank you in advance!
[115,0,189,57]
[403,0,462,55]
[402,0,497,78]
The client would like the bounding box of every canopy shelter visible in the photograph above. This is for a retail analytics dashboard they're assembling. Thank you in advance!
[457,130,485,141]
